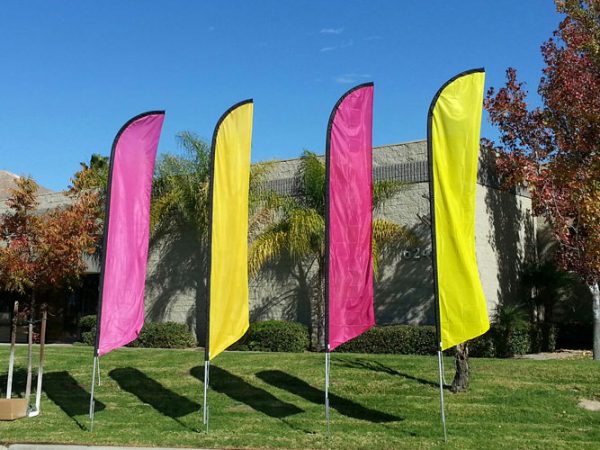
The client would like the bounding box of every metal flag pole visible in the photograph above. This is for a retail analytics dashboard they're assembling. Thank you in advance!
[325,345,331,435]
[437,348,448,442]
[427,86,448,443]
[97,358,101,386]
[6,301,18,399]
[89,355,97,425]
[202,359,210,432]
[202,99,221,435]
[88,112,120,430]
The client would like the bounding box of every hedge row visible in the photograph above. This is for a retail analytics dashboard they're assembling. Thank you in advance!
[336,325,437,355]
[337,323,559,358]
[79,315,196,349]
[79,315,584,355]
[233,320,310,353]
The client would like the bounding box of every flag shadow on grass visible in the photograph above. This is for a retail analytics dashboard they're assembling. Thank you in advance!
[43,371,105,430]
[256,370,402,423]
[109,367,198,431]
[190,365,303,418]
[335,358,450,390]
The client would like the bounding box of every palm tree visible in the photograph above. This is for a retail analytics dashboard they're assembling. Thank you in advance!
[150,131,212,241]
[151,131,271,240]
[149,132,271,337]
[249,150,417,349]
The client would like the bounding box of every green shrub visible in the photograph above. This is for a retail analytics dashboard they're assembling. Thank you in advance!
[529,322,558,353]
[79,315,97,333]
[469,331,496,358]
[81,330,96,346]
[76,317,195,349]
[243,320,309,352]
[336,325,437,355]
[129,322,196,349]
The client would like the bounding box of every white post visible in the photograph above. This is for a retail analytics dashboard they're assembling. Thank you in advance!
[25,321,33,404]
[33,308,47,414]
[6,301,18,399]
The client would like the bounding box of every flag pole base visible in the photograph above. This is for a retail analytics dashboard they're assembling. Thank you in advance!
[203,360,210,433]
[437,348,448,442]
[325,347,331,436]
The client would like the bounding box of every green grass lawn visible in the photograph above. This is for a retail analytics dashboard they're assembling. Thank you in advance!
[0,345,599,449]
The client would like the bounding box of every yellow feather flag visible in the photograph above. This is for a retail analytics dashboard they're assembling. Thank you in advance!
[207,100,253,360]
[428,69,490,351]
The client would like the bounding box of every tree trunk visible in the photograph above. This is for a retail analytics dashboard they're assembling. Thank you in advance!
[451,342,469,393]
[591,282,600,361]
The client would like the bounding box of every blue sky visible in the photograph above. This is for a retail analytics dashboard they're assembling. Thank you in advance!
[1,1,560,191]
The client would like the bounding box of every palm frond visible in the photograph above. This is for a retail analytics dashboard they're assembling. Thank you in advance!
[288,207,325,259]
[299,151,325,212]
[373,180,406,211]
[248,224,289,276]
[372,219,419,247]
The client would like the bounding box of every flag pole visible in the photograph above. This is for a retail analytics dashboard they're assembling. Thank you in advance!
[88,109,124,429]
[324,87,334,435]
[202,100,224,434]
[427,83,448,443]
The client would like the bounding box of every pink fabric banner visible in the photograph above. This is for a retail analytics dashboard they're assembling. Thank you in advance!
[327,83,374,351]
[97,111,165,356]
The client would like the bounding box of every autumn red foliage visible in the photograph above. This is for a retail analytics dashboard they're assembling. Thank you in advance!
[0,175,102,308]
[484,0,600,358]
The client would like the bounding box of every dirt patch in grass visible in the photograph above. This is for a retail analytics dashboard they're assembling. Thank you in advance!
[578,399,600,412]
[516,350,592,360]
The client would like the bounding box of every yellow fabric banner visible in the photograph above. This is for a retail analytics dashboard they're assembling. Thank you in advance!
[208,100,253,360]
[429,70,490,350]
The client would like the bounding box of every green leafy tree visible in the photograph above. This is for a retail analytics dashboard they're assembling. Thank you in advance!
[249,151,416,349]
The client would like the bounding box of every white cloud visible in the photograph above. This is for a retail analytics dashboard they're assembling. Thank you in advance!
[320,28,344,34]
[320,39,353,53]
[334,73,371,84]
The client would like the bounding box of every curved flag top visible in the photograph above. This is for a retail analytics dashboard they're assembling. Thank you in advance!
[326,83,375,351]
[207,100,253,360]
[97,111,165,356]
[428,69,490,351]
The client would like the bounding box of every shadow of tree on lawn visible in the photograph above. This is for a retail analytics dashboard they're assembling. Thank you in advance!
[255,369,402,423]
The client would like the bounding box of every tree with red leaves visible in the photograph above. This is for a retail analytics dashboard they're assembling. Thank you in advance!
[484,0,600,359]
[0,175,101,312]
